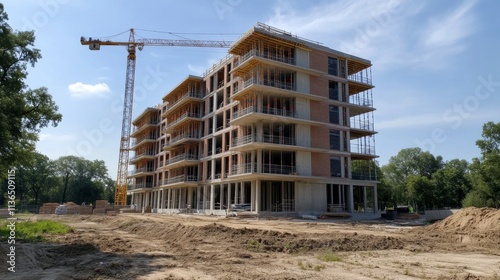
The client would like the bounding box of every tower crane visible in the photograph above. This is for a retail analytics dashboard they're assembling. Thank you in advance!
[80,29,232,206]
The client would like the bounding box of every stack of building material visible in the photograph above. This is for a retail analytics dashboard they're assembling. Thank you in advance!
[64,202,78,214]
[93,200,113,215]
[39,203,59,214]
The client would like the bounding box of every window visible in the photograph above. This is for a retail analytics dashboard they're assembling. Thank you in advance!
[328,57,338,76]
[330,156,341,177]
[329,130,340,150]
[329,105,340,125]
[329,81,338,100]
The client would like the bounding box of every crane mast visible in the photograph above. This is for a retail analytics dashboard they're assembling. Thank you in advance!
[81,28,232,206]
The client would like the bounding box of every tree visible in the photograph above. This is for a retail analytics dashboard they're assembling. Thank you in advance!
[0,4,62,174]
[468,122,500,208]
[20,152,58,206]
[54,156,80,204]
[382,147,443,207]
[432,159,471,208]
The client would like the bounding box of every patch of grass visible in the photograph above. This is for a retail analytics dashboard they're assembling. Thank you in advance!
[313,264,325,271]
[0,220,71,242]
[317,252,343,262]
[246,239,263,251]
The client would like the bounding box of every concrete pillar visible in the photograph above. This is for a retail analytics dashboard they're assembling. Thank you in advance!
[220,184,225,209]
[167,189,171,209]
[210,184,215,211]
[227,183,232,210]
[234,182,239,204]
[363,186,368,213]
[251,151,256,173]
[240,182,245,203]
[251,180,256,211]
[196,187,201,209]
[161,189,166,209]
[187,187,192,209]
[256,149,262,173]
[255,180,260,213]
[178,189,182,209]
[373,185,378,213]
[203,185,207,209]
[347,185,354,213]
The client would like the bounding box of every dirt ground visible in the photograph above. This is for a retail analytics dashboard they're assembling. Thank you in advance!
[1,208,500,280]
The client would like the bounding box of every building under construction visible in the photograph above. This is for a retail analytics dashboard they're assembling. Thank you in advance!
[127,23,378,218]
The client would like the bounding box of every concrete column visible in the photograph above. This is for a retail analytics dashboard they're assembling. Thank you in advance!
[203,185,207,209]
[220,184,224,209]
[373,185,378,213]
[210,184,215,211]
[178,189,182,209]
[161,189,166,209]
[234,182,239,204]
[157,190,161,209]
[363,186,368,213]
[251,151,256,173]
[227,183,232,210]
[251,180,256,211]
[187,187,192,209]
[255,180,260,213]
[167,189,171,209]
[347,185,354,213]
[196,187,201,209]
[256,149,262,173]
[240,182,245,203]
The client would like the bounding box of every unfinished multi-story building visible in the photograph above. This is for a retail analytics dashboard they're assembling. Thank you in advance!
[128,23,378,218]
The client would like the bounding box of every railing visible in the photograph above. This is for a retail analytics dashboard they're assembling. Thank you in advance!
[130,152,156,161]
[350,120,374,131]
[132,120,158,133]
[127,182,153,190]
[165,175,198,185]
[231,163,257,175]
[350,143,376,155]
[234,49,295,68]
[234,76,296,93]
[166,112,201,129]
[262,164,296,175]
[262,135,296,146]
[348,73,372,85]
[232,134,255,147]
[352,172,377,181]
[165,92,204,111]
[163,131,201,147]
[349,96,373,107]
[128,167,155,175]
[131,135,156,146]
[233,105,294,120]
[166,153,198,165]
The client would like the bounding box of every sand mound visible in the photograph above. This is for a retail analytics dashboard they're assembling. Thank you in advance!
[429,207,500,234]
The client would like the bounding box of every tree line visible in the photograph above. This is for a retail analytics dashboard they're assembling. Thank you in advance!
[377,121,500,211]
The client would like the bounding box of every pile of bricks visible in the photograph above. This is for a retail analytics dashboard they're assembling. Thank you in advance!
[39,203,59,214]
[93,200,113,215]
[64,202,93,215]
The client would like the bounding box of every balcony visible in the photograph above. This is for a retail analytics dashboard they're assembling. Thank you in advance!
[132,120,158,136]
[232,134,296,148]
[350,120,374,131]
[163,131,201,149]
[350,143,376,156]
[349,95,373,107]
[130,152,156,163]
[262,164,296,175]
[127,182,153,191]
[164,92,203,114]
[348,73,372,85]
[234,77,296,95]
[352,172,377,181]
[231,163,257,175]
[233,105,293,120]
[131,136,156,148]
[164,175,198,185]
[128,167,155,176]
[234,49,295,68]
[164,112,201,133]
[166,153,199,168]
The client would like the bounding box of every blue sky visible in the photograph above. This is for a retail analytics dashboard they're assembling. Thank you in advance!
[3,0,500,179]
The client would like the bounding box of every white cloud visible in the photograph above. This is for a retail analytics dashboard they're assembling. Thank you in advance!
[424,0,478,48]
[265,1,477,71]
[39,133,76,142]
[68,82,111,98]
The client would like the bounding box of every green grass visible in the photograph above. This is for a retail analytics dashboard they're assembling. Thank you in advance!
[0,220,71,242]
[317,252,343,262]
